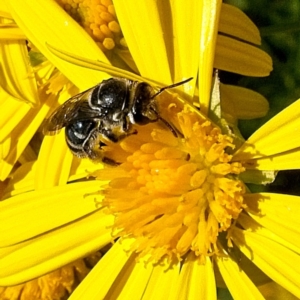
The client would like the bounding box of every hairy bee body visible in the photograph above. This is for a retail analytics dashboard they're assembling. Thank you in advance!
[44,77,191,163]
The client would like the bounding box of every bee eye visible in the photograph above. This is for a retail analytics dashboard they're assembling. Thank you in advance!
[132,83,155,124]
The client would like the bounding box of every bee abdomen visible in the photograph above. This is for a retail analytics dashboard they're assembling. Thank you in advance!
[65,120,97,156]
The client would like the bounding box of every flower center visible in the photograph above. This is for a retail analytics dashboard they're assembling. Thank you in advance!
[56,0,124,51]
[97,94,246,263]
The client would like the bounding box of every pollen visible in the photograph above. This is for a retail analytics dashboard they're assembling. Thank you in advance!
[56,0,124,52]
[98,97,246,264]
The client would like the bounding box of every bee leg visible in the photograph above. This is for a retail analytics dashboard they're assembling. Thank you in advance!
[85,146,102,161]
[97,141,120,165]
[102,156,120,166]
[122,117,138,136]
[126,128,138,136]
[82,130,103,161]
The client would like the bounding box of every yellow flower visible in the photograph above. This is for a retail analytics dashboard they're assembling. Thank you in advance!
[2,1,295,300]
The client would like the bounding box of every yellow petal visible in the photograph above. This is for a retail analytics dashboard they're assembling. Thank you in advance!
[3,157,105,199]
[71,245,180,300]
[0,94,56,181]
[0,210,113,285]
[238,212,300,256]
[33,60,56,86]
[221,84,269,119]
[198,0,222,115]
[232,227,300,299]
[7,0,110,90]
[0,24,26,39]
[0,1,11,19]
[103,254,153,300]
[0,1,12,19]
[215,247,270,287]
[46,43,141,83]
[244,193,300,253]
[69,240,132,300]
[35,132,74,189]
[18,143,37,164]
[259,282,299,300]
[244,149,300,170]
[0,93,30,142]
[171,0,201,97]
[2,161,35,199]
[0,138,11,160]
[141,263,180,300]
[0,17,38,106]
[234,99,300,160]
[0,181,104,247]
[69,157,105,182]
[214,35,272,76]
[46,39,192,95]
[219,4,261,45]
[173,253,216,300]
[113,0,172,84]
[216,255,264,300]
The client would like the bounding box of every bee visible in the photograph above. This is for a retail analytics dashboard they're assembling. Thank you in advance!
[43,77,192,163]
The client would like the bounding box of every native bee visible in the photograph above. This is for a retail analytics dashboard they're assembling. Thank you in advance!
[43,77,192,163]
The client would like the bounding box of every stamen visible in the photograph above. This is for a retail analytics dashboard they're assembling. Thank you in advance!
[97,102,246,263]
[56,0,124,51]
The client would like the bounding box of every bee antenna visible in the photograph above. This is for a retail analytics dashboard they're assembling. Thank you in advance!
[149,107,183,138]
[158,116,182,137]
[150,77,193,99]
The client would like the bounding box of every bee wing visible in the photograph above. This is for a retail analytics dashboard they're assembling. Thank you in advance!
[43,89,93,135]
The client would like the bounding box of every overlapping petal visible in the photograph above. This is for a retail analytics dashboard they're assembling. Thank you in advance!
[245,149,300,170]
[0,93,31,142]
[219,4,261,45]
[140,263,180,300]
[198,0,222,114]
[0,181,105,247]
[113,0,172,85]
[2,161,35,199]
[0,31,38,105]
[0,1,11,18]
[7,0,110,90]
[244,193,300,253]
[171,0,203,98]
[232,226,300,298]
[215,35,272,77]
[0,93,56,181]
[3,157,106,199]
[35,132,73,189]
[216,256,264,300]
[0,23,25,40]
[234,99,300,160]
[0,210,113,286]
[174,254,216,300]
[69,240,133,300]
[221,84,269,119]
[18,144,37,164]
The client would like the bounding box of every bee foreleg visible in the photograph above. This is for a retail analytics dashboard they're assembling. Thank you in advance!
[82,129,103,161]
